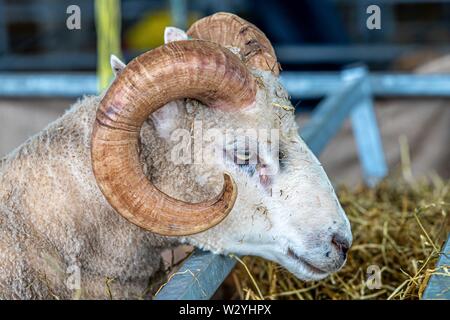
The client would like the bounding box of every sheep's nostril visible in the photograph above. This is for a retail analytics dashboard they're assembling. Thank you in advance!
[331,233,350,259]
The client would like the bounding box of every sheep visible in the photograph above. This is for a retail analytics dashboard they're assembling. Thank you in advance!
[0,12,352,299]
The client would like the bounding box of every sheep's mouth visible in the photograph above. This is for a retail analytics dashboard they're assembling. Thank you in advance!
[287,247,328,275]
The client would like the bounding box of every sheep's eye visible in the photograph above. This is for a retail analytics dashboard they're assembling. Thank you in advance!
[230,150,272,188]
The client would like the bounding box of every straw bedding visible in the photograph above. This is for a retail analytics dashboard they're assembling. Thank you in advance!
[224,177,449,300]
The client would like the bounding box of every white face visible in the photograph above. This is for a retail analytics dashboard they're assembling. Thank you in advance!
[184,121,352,281]
[112,30,352,281]
[168,67,352,281]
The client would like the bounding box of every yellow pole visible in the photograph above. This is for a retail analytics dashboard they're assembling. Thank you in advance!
[95,0,122,92]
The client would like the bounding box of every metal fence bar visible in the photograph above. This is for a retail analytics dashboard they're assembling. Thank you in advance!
[275,44,450,64]
[344,66,388,186]
[422,237,450,299]
[282,73,450,98]
[3,73,450,98]
[300,76,365,154]
[370,74,450,97]
[280,72,341,100]
[0,74,97,97]
[154,249,236,300]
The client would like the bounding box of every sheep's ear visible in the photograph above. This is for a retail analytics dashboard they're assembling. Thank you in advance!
[164,26,188,44]
[151,101,184,140]
[110,54,126,76]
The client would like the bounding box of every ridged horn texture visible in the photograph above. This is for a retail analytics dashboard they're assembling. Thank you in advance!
[91,40,257,236]
[187,12,280,75]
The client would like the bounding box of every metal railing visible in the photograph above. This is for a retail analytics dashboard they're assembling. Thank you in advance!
[4,71,450,98]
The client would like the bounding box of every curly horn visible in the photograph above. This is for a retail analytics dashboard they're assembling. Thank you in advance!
[187,12,280,75]
[91,40,257,236]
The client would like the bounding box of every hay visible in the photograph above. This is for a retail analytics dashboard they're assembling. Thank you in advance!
[226,177,450,300]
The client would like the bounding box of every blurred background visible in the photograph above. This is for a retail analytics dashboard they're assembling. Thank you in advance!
[0,0,449,185]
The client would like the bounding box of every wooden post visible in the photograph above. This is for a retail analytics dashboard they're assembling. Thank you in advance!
[95,0,122,92]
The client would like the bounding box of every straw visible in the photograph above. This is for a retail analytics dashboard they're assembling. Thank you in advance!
[227,177,450,300]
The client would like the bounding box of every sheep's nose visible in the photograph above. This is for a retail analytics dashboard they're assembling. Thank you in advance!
[331,233,350,259]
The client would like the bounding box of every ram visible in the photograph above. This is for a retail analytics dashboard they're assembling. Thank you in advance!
[0,13,352,299]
